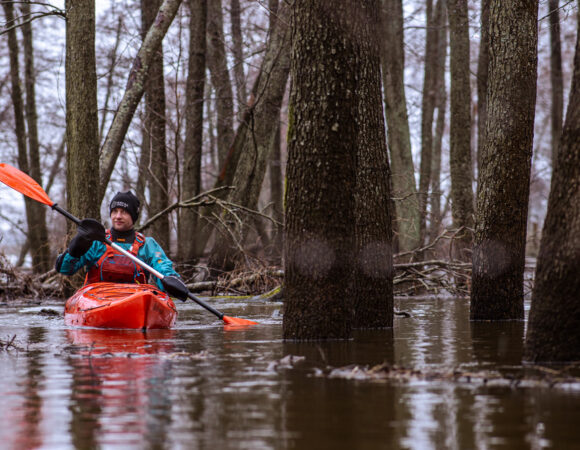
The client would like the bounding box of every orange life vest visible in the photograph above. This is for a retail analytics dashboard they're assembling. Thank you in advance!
[85,230,148,285]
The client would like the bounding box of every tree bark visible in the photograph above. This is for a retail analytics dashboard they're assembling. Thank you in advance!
[525,6,580,362]
[20,0,51,272]
[447,0,474,262]
[380,0,420,252]
[66,0,100,221]
[178,0,207,264]
[352,0,393,329]
[470,0,538,321]
[207,2,291,273]
[284,0,358,340]
[548,0,563,165]
[98,0,183,201]
[476,0,489,175]
[141,0,170,250]
[207,0,235,168]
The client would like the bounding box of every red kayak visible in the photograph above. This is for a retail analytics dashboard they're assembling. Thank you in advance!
[64,282,178,329]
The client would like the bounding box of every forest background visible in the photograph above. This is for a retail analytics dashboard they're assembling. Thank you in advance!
[0,0,577,297]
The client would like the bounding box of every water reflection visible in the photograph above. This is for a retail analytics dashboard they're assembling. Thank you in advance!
[66,329,175,449]
[1,299,580,449]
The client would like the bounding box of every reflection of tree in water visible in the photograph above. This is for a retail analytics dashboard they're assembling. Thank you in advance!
[66,329,175,448]
[470,321,525,366]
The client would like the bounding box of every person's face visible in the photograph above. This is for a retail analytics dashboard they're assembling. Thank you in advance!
[111,207,134,232]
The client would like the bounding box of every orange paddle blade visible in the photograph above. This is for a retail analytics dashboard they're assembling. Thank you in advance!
[0,163,53,206]
[223,315,258,326]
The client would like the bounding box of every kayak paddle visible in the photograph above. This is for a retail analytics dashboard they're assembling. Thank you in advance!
[0,163,257,326]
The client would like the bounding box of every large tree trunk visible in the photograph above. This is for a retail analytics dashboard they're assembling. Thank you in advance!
[284,0,358,340]
[178,0,207,265]
[447,0,474,262]
[20,0,51,272]
[548,0,563,165]
[470,0,538,321]
[418,0,439,247]
[207,2,291,273]
[352,0,394,329]
[99,0,183,201]
[65,0,100,221]
[207,0,235,168]
[525,7,580,362]
[141,0,170,250]
[380,0,420,253]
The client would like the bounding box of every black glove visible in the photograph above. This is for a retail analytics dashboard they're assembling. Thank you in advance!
[162,275,189,301]
[67,219,106,258]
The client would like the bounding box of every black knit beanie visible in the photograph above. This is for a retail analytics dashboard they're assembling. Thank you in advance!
[109,191,140,224]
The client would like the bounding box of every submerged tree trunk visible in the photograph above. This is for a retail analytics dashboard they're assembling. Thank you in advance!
[447,0,474,261]
[207,0,235,168]
[66,0,100,221]
[284,0,358,340]
[470,0,538,321]
[380,0,420,252]
[177,0,207,265]
[548,0,563,165]
[352,0,393,329]
[21,0,51,272]
[525,7,580,362]
[141,0,170,250]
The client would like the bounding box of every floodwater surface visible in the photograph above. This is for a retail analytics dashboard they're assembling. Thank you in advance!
[1,296,579,449]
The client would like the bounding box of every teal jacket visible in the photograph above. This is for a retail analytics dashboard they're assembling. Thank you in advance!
[56,236,179,292]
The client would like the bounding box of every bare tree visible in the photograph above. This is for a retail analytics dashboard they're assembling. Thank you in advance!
[65,0,100,221]
[471,0,538,321]
[178,0,207,265]
[525,5,580,362]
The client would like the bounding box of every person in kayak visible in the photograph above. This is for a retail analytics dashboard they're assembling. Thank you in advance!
[56,191,188,300]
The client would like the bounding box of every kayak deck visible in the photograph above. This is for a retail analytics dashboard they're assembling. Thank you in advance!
[65,282,178,329]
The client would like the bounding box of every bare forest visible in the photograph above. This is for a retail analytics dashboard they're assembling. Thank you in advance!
[1,1,579,347]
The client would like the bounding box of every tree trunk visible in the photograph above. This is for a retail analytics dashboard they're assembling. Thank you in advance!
[20,0,51,272]
[429,0,448,243]
[207,2,291,273]
[476,0,489,174]
[99,16,123,144]
[548,0,563,165]
[178,0,207,264]
[99,0,183,201]
[470,0,538,321]
[207,0,235,168]
[418,0,439,247]
[380,0,420,252]
[268,120,283,262]
[230,0,247,112]
[284,0,358,340]
[141,0,170,250]
[352,0,394,329]
[525,7,580,362]
[447,0,474,262]
[66,0,100,221]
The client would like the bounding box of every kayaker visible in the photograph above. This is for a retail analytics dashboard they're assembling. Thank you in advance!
[56,191,189,300]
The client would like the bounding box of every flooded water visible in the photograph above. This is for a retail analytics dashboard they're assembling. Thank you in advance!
[1,296,580,449]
